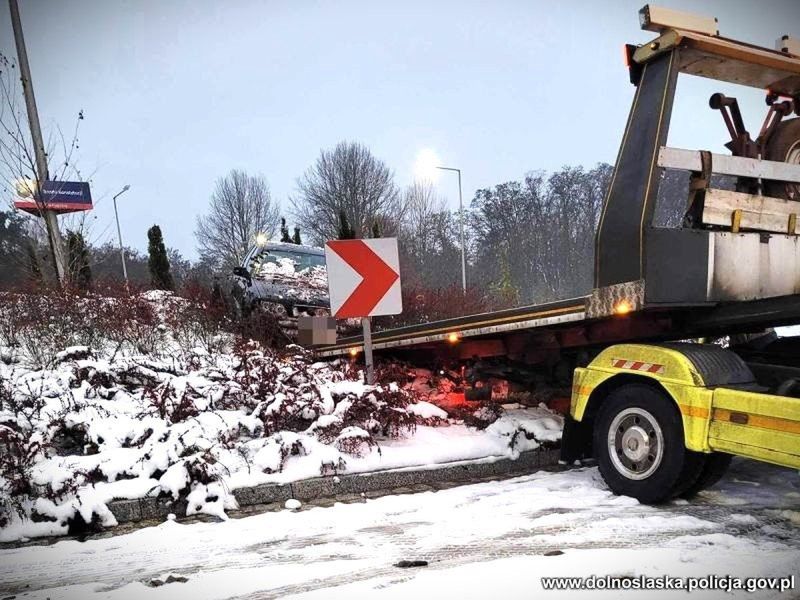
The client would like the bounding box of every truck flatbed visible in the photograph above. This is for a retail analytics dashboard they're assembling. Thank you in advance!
[317,293,800,360]
[317,297,584,357]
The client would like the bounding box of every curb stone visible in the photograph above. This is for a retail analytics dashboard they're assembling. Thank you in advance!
[108,447,560,524]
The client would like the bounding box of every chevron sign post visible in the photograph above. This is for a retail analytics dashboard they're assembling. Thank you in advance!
[325,238,402,384]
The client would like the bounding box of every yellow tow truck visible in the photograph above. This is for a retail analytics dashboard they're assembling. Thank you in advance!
[564,5,800,503]
[319,6,800,503]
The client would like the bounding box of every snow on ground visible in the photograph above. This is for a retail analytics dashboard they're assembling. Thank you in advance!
[0,458,796,600]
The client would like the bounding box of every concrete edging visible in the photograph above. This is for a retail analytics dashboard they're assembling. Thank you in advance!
[108,447,560,524]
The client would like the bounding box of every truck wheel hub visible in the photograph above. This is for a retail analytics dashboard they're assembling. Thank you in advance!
[622,427,648,460]
[608,408,664,480]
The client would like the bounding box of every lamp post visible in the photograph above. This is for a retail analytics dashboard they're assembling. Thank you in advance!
[112,185,131,285]
[436,166,467,294]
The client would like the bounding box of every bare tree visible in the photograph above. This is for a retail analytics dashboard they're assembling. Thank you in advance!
[470,164,611,304]
[402,181,446,252]
[195,169,280,271]
[89,241,148,284]
[292,141,403,244]
[471,174,546,302]
[0,52,88,285]
[398,182,462,288]
[539,164,610,299]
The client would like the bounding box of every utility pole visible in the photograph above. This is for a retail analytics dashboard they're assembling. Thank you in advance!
[9,0,67,286]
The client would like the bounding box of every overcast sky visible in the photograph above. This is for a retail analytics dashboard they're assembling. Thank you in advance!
[1,0,798,258]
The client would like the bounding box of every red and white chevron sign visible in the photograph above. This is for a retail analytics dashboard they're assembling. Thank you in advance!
[324,238,402,319]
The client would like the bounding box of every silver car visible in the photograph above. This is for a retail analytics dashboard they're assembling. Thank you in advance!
[232,241,330,320]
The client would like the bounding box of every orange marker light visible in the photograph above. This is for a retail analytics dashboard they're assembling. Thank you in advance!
[349,347,359,357]
[448,332,460,343]
[614,300,633,315]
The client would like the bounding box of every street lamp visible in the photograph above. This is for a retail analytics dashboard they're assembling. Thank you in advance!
[414,150,467,293]
[437,166,467,294]
[112,185,131,285]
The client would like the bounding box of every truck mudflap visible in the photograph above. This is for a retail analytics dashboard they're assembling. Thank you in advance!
[559,414,593,464]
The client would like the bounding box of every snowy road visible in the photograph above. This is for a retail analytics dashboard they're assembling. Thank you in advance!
[0,459,798,600]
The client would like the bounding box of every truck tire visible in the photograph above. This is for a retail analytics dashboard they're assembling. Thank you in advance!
[763,117,800,201]
[679,452,733,499]
[593,384,705,504]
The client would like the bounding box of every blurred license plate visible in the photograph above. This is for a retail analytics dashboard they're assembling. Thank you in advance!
[298,316,337,346]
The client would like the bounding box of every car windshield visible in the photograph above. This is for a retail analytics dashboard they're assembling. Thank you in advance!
[261,249,325,271]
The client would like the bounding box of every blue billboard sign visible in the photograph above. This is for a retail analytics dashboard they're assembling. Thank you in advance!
[14,180,93,215]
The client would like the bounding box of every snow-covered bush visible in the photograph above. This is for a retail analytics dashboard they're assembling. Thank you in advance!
[0,288,171,367]
[449,399,504,430]
[0,371,80,530]
[0,287,565,541]
[333,426,378,457]
[0,424,42,526]
[161,283,231,355]
[0,333,441,538]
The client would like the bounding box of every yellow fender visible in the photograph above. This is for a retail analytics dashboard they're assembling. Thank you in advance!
[571,344,714,452]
